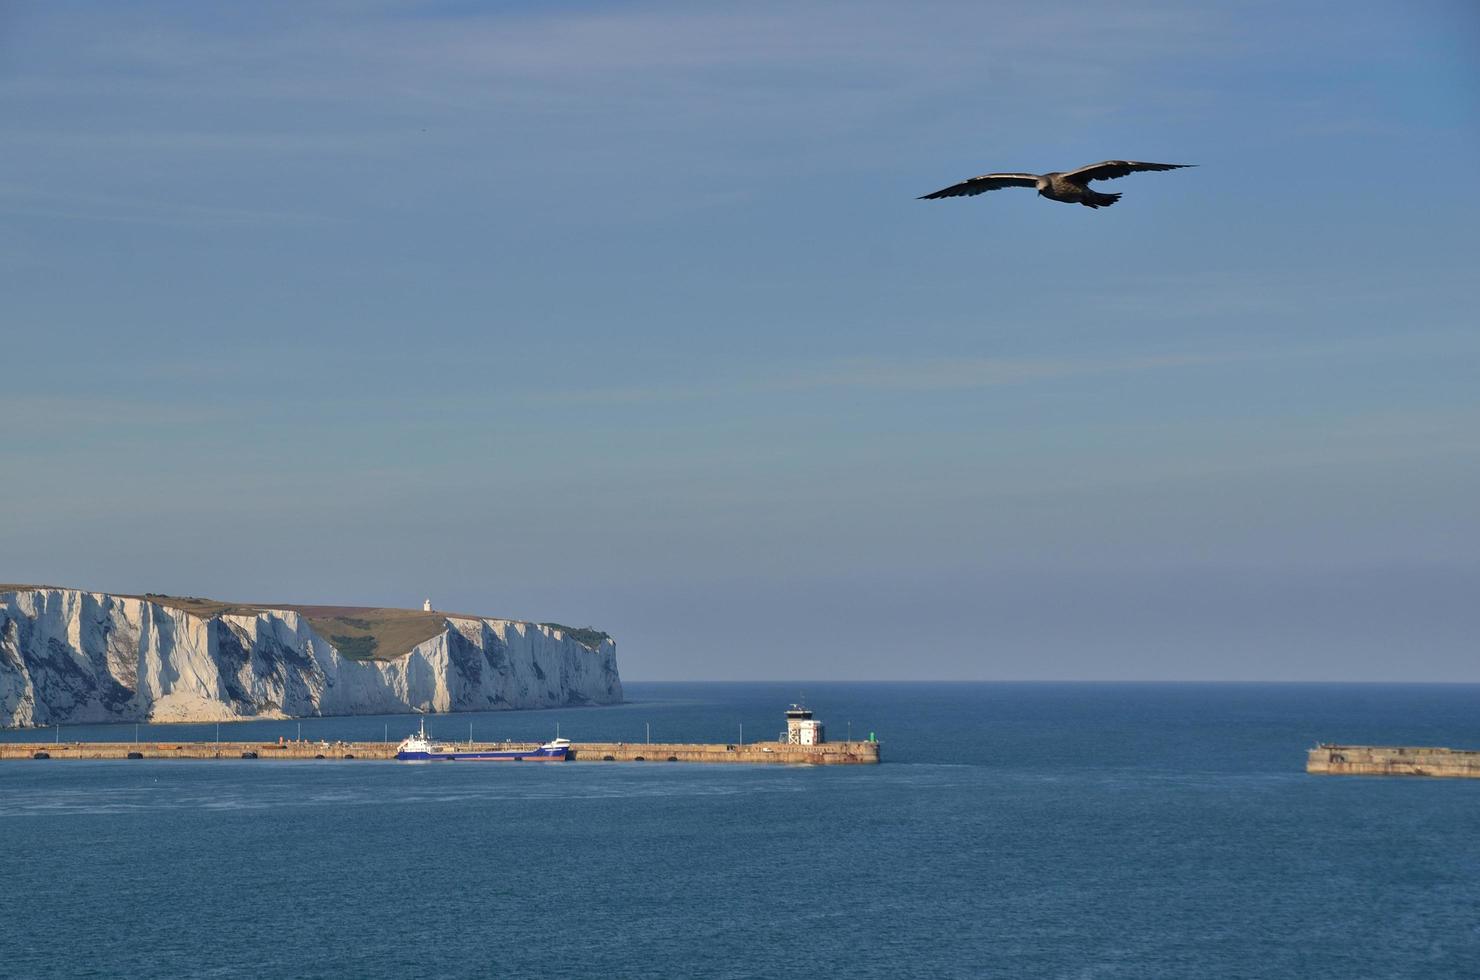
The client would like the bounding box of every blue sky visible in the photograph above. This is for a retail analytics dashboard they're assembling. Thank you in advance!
[3,1,1477,679]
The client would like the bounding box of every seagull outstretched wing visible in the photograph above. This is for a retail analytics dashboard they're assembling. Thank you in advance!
[918,173,1039,200]
[1060,161,1192,185]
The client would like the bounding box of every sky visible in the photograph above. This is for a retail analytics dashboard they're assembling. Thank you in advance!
[2,0,1478,680]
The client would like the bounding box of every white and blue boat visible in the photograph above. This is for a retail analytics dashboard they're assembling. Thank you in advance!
[395,720,570,762]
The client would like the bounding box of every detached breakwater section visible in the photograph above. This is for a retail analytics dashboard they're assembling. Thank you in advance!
[1307,744,1480,779]
[0,739,880,765]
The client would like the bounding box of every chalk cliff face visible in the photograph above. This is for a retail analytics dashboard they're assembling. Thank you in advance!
[0,588,622,728]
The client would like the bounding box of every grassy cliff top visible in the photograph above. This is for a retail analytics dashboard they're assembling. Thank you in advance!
[0,586,609,660]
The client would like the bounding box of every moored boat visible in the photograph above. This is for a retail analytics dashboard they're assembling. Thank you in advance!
[394,720,569,762]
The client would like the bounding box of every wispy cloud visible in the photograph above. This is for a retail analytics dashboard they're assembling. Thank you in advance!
[0,182,336,227]
[0,128,385,156]
[769,352,1228,392]
[547,350,1244,405]
[0,395,230,429]
[2,2,1236,145]
[0,1,1251,239]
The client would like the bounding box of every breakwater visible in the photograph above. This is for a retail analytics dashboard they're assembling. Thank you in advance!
[0,739,879,765]
[566,740,878,764]
[1307,744,1480,779]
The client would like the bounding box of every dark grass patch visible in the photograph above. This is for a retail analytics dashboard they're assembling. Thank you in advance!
[329,635,378,659]
[539,623,611,650]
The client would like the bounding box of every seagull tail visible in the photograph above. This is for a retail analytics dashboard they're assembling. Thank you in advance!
[1081,190,1121,209]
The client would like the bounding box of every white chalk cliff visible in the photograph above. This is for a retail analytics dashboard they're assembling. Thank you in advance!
[0,588,622,728]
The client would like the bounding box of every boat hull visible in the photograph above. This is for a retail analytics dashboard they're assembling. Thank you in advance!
[395,747,569,762]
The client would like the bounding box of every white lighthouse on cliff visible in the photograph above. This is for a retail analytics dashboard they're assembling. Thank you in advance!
[423,598,432,612]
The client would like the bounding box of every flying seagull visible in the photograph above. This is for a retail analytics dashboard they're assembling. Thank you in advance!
[918,160,1192,209]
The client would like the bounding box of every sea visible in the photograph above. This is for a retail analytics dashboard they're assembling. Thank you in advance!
[2,682,1478,979]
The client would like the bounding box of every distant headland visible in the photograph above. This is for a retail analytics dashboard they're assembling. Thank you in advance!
[0,585,621,729]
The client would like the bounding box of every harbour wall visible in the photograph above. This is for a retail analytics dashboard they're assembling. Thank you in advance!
[0,739,880,765]
[565,740,878,765]
[1307,744,1480,779]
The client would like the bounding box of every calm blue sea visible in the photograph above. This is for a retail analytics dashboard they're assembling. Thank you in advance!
[2,682,1479,979]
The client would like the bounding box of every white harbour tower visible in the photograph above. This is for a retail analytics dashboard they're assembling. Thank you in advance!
[423,598,432,612]
[781,703,825,746]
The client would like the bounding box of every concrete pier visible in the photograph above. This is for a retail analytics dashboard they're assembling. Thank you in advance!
[0,740,400,761]
[566,740,878,765]
[0,739,879,765]
[1307,744,1480,779]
